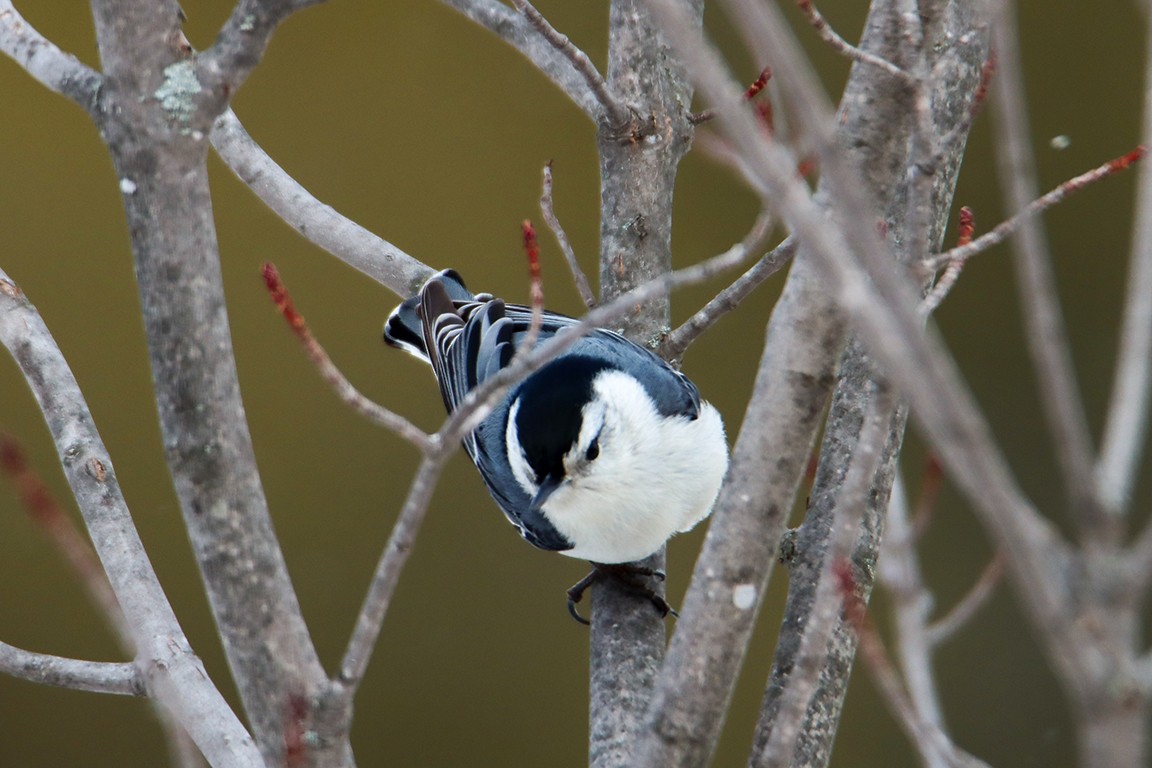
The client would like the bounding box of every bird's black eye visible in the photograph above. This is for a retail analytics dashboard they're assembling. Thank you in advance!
[585,437,600,462]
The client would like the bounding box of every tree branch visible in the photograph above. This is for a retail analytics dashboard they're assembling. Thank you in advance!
[0,269,262,768]
[661,215,782,361]
[0,0,102,111]
[438,0,602,119]
[754,390,893,768]
[1097,5,1152,515]
[540,162,596,308]
[512,0,631,129]
[925,552,1005,647]
[87,1,343,762]
[0,641,144,697]
[212,109,434,296]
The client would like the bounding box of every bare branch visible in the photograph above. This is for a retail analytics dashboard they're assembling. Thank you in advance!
[662,215,782,360]
[211,109,434,296]
[1098,10,1152,514]
[688,66,771,125]
[794,0,913,82]
[0,641,144,697]
[0,1,102,110]
[926,552,1006,647]
[439,0,601,118]
[540,162,596,308]
[338,453,446,690]
[261,262,433,449]
[511,0,631,129]
[920,207,975,316]
[921,148,1146,273]
[879,475,947,752]
[988,2,1100,530]
[756,394,891,768]
[0,269,263,768]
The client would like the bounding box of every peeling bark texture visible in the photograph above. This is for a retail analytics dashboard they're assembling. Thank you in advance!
[588,3,702,767]
[750,3,990,767]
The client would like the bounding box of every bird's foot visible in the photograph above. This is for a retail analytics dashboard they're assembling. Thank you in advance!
[566,563,678,626]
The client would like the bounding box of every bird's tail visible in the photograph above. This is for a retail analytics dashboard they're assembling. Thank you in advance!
[383,269,473,362]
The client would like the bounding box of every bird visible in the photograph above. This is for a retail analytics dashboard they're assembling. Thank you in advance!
[384,269,729,621]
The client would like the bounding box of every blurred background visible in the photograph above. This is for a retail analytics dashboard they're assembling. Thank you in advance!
[0,1,1148,766]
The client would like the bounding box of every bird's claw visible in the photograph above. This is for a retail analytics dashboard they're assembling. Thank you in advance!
[565,563,677,626]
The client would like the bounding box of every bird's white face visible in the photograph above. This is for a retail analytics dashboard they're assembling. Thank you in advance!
[505,370,728,564]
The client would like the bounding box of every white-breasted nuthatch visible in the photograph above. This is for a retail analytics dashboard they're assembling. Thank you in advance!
[384,270,729,619]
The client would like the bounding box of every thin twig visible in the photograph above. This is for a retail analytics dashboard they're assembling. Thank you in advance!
[261,263,433,450]
[520,220,546,351]
[878,474,948,761]
[989,3,1100,528]
[211,110,433,297]
[795,0,913,82]
[0,641,144,696]
[511,0,632,129]
[662,214,783,360]
[689,66,772,125]
[338,453,445,688]
[758,394,892,768]
[920,206,975,315]
[921,147,1146,273]
[926,552,1006,647]
[540,162,596,308]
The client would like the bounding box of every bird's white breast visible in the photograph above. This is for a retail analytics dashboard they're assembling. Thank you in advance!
[541,371,728,563]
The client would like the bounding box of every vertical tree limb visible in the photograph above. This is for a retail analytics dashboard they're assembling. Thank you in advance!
[86,2,347,764]
[588,3,702,766]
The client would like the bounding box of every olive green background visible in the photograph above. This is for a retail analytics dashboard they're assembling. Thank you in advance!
[0,2,1147,766]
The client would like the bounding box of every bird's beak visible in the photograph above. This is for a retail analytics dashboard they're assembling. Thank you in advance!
[530,475,563,514]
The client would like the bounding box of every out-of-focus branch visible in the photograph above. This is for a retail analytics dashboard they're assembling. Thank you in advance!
[0,436,129,645]
[212,110,434,296]
[755,393,891,768]
[0,269,262,768]
[794,0,911,81]
[925,553,1005,648]
[0,642,144,697]
[988,2,1100,532]
[1098,7,1152,515]
[0,1,102,110]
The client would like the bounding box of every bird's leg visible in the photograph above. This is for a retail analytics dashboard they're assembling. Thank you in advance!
[566,562,679,625]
